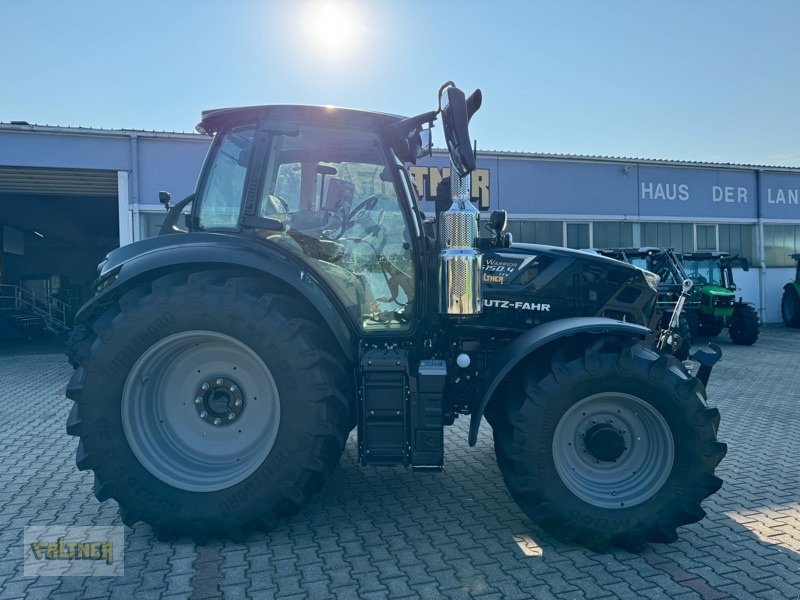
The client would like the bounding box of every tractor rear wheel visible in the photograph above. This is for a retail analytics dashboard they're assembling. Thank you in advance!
[782,288,800,328]
[66,270,351,542]
[490,335,725,551]
[729,304,759,346]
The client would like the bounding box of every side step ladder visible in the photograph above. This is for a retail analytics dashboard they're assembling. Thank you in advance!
[358,349,446,470]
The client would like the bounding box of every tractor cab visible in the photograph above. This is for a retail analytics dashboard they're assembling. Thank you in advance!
[186,106,430,333]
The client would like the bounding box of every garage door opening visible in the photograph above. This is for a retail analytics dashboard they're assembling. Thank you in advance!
[0,166,119,341]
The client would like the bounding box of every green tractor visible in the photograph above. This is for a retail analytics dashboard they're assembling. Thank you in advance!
[782,253,800,327]
[681,252,759,345]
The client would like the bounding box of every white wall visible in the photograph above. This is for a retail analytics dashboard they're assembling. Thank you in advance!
[732,268,759,306]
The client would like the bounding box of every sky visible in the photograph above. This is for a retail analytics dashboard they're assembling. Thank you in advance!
[1,0,799,166]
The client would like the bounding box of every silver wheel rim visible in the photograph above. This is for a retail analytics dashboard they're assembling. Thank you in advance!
[552,392,674,509]
[121,331,280,492]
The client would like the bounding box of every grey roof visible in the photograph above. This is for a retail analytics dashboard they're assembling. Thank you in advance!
[434,148,800,172]
[1,122,798,172]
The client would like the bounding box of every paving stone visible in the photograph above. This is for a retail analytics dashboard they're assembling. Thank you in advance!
[0,327,798,598]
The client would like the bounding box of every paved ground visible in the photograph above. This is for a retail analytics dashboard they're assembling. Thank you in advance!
[1,326,799,599]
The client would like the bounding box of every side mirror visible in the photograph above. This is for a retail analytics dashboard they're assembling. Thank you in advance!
[415,128,432,159]
[159,191,171,211]
[441,86,477,177]
[488,209,507,233]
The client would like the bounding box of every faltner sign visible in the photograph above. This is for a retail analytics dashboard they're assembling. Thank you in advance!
[408,165,491,210]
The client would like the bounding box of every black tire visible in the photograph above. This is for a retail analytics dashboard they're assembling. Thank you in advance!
[65,324,94,369]
[66,270,352,543]
[782,288,800,328]
[673,315,692,361]
[490,335,725,551]
[686,310,699,339]
[729,303,759,346]
[696,320,723,338]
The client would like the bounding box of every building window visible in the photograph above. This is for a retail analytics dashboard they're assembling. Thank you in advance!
[695,224,717,251]
[565,222,590,249]
[641,222,694,253]
[139,212,166,239]
[592,222,634,249]
[718,224,756,263]
[508,220,563,247]
[764,224,800,267]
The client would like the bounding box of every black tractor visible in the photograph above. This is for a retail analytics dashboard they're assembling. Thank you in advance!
[782,253,800,327]
[594,247,696,360]
[65,83,725,550]
[681,252,759,346]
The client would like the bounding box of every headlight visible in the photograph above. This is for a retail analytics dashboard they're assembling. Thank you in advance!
[643,270,660,292]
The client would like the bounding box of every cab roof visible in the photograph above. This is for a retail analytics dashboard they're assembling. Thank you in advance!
[596,246,666,257]
[197,104,406,135]
[680,251,730,260]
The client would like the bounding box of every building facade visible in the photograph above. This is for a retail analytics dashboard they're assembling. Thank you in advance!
[1,122,798,324]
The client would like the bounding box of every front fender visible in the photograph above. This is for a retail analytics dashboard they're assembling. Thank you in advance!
[75,232,357,361]
[468,317,650,446]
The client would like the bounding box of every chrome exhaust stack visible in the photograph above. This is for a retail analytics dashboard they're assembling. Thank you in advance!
[439,169,482,315]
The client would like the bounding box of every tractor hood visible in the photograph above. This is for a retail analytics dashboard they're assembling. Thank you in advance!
[697,285,734,297]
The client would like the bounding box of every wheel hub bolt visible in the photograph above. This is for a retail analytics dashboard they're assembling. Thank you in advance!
[581,448,587,454]
[579,431,586,438]
[195,376,244,426]
[607,418,614,424]
[590,418,597,424]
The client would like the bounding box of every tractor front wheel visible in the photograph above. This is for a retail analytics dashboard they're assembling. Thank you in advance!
[729,303,759,346]
[782,288,800,328]
[673,315,692,361]
[490,335,725,550]
[66,270,351,542]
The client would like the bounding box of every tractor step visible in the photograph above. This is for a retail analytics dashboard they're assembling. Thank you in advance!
[358,350,445,469]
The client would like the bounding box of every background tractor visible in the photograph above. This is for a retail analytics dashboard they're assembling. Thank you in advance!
[782,253,800,327]
[65,83,725,550]
[594,247,695,360]
[681,252,759,345]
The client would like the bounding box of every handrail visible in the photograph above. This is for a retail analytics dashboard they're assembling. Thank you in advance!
[0,283,74,331]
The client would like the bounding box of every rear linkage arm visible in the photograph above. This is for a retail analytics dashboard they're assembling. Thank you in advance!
[656,277,722,386]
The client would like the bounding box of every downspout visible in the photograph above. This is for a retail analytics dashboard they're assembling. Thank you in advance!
[756,170,767,323]
[130,134,140,242]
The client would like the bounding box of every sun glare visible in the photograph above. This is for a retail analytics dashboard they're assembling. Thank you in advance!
[306,2,361,58]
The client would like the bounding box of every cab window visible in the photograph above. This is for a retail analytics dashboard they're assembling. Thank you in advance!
[196,125,256,230]
[256,126,415,332]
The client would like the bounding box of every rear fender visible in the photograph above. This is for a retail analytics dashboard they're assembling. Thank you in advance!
[468,317,650,446]
[75,234,357,361]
